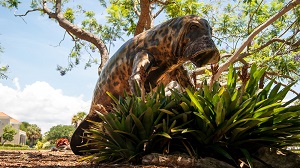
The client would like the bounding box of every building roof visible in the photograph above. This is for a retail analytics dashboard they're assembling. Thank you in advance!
[0,112,9,117]
[0,112,20,123]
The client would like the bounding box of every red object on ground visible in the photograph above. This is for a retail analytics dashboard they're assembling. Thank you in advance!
[56,138,70,148]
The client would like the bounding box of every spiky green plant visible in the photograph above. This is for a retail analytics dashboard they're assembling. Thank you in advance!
[180,64,300,166]
[80,84,187,163]
[81,64,300,167]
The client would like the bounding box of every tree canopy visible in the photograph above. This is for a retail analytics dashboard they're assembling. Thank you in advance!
[71,111,87,128]
[1,0,300,95]
[19,121,30,132]
[1,124,17,145]
[26,124,42,147]
[44,124,75,142]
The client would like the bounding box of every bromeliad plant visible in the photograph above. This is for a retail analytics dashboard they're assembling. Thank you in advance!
[80,84,188,163]
[81,64,300,167]
[181,64,300,166]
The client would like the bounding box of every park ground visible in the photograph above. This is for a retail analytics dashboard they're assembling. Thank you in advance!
[0,150,167,168]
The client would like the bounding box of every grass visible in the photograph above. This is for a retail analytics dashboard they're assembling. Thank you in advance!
[0,145,31,150]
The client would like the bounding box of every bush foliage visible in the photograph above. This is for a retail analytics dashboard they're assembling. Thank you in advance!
[81,64,300,167]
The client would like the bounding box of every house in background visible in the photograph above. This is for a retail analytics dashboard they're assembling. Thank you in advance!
[0,112,27,145]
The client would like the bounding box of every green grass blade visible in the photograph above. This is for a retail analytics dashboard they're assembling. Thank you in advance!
[240,148,253,168]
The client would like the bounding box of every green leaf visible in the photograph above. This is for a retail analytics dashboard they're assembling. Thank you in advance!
[186,88,204,113]
[143,107,154,136]
[156,132,172,139]
[268,83,281,99]
[215,101,224,126]
[130,113,147,140]
[169,120,177,133]
[114,130,140,142]
[193,112,215,131]
[253,102,282,118]
[180,102,190,112]
[227,64,236,89]
[240,148,253,168]
[106,92,120,106]
[209,146,236,163]
[159,109,175,115]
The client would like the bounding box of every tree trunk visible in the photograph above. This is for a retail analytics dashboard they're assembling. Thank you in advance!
[29,138,34,148]
[134,0,152,36]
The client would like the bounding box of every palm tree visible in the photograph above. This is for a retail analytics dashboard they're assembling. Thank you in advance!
[26,124,42,147]
[71,112,87,128]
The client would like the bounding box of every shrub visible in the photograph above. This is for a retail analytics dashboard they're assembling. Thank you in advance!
[81,64,300,167]
[35,141,44,149]
[42,141,53,149]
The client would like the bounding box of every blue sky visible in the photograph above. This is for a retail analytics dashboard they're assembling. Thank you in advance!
[0,2,129,133]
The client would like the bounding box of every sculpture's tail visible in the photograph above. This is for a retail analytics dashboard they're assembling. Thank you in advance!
[70,109,102,155]
[70,119,90,155]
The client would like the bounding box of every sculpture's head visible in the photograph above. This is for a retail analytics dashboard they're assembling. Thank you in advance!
[170,15,220,66]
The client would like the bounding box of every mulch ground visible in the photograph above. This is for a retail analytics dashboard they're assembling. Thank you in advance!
[0,150,168,168]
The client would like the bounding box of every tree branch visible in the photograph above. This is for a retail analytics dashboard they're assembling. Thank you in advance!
[14,8,41,24]
[212,0,300,82]
[278,17,298,38]
[42,0,108,73]
[246,0,264,51]
[220,53,232,58]
[253,38,292,52]
[266,71,295,82]
[153,6,164,19]
[292,38,300,48]
[50,31,67,47]
[14,8,41,17]
[132,0,141,16]
[55,0,62,14]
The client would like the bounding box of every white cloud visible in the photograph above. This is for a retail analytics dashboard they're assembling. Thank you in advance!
[0,81,91,134]
[12,77,21,91]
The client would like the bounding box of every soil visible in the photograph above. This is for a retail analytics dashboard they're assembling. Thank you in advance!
[0,150,168,168]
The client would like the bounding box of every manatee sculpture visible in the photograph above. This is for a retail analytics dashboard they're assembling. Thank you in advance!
[71,15,220,155]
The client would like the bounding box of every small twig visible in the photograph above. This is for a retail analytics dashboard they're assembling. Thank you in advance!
[153,6,165,19]
[66,31,76,41]
[253,38,292,52]
[14,8,41,17]
[50,31,67,47]
[212,35,234,50]
[14,9,41,24]
[247,0,264,37]
[265,71,295,82]
[278,16,299,38]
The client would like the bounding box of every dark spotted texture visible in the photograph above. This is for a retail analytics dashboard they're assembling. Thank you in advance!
[71,15,220,155]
